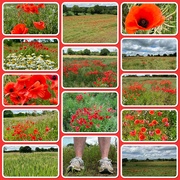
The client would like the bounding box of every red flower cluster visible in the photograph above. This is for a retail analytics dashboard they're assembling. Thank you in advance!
[70,106,116,132]
[11,3,46,34]
[5,120,50,141]
[76,94,83,102]
[123,110,174,141]
[4,75,58,105]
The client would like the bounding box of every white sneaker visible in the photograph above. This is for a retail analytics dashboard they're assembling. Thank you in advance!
[67,157,84,172]
[98,158,113,174]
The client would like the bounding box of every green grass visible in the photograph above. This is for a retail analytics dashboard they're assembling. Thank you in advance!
[4,111,58,141]
[63,144,117,177]
[4,152,58,177]
[122,161,176,176]
[3,4,58,34]
[63,14,117,43]
[122,56,176,70]
[122,77,177,105]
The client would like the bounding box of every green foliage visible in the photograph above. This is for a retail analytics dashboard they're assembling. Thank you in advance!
[19,146,32,153]
[72,5,80,15]
[100,48,110,56]
[4,39,13,46]
[4,110,14,118]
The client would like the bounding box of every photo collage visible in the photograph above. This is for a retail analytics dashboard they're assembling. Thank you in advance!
[0,1,179,179]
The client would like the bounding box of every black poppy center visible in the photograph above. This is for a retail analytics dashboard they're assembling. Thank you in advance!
[9,88,14,92]
[52,75,57,80]
[138,19,149,28]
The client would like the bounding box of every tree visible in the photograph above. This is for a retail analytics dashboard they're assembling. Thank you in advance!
[19,146,32,153]
[83,49,91,55]
[87,7,95,15]
[100,48,110,56]
[94,5,103,14]
[63,5,68,14]
[72,5,80,15]
[67,48,75,55]
[4,110,14,118]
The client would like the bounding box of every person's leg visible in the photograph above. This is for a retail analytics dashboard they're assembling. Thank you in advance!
[74,137,87,158]
[98,137,113,173]
[98,137,111,159]
[67,137,86,172]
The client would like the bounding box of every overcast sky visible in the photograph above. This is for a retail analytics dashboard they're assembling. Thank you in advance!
[122,146,177,160]
[63,47,117,53]
[63,137,117,147]
[122,39,177,56]
[64,2,117,7]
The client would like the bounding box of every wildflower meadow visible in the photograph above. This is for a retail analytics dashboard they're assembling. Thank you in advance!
[122,3,177,34]
[122,75,177,105]
[3,74,58,106]
[3,3,58,34]
[3,39,58,70]
[3,110,58,141]
[63,93,117,132]
[122,110,177,141]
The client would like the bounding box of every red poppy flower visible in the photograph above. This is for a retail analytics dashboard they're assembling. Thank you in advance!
[38,4,45,9]
[125,4,165,34]
[152,119,158,125]
[158,111,163,116]
[130,130,136,136]
[155,128,162,135]
[149,110,154,115]
[33,21,45,30]
[140,127,147,133]
[4,82,16,95]
[11,24,28,34]
[139,134,146,141]
[162,117,168,123]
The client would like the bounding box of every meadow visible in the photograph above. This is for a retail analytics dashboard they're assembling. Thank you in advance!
[122,76,177,105]
[63,14,117,43]
[122,161,176,176]
[3,152,58,177]
[122,56,176,70]
[63,56,117,88]
[4,74,58,106]
[4,40,58,70]
[4,111,58,141]
[3,3,58,34]
[122,110,177,141]
[63,144,117,176]
[63,93,117,132]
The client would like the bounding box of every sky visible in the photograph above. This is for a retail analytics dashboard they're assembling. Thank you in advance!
[64,2,117,7]
[4,146,58,151]
[63,47,117,53]
[122,39,177,56]
[122,146,177,160]
[8,110,43,114]
[63,137,117,147]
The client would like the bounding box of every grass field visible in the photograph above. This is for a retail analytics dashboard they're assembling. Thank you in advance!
[4,112,58,141]
[63,144,117,177]
[63,14,117,43]
[4,152,58,177]
[4,42,58,70]
[122,161,176,176]
[122,76,177,105]
[122,56,176,70]
[63,56,117,87]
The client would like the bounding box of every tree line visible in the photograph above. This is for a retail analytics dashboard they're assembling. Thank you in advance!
[122,158,176,162]
[4,146,58,153]
[123,52,176,57]
[4,110,56,118]
[64,48,117,56]
[63,4,117,16]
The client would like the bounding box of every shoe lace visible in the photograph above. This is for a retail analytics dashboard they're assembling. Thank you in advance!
[99,158,112,166]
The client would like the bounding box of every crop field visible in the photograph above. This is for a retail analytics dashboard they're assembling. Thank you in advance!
[63,56,117,88]
[63,14,117,43]
[122,56,176,70]
[3,152,58,177]
[122,76,177,105]
[122,161,176,176]
[4,112,58,141]
[4,41,58,70]
[63,144,117,177]
[122,110,177,141]
[63,92,117,132]
[3,3,58,34]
